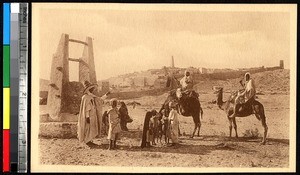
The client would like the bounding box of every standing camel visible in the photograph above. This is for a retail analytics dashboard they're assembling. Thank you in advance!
[213,87,268,144]
[159,89,203,138]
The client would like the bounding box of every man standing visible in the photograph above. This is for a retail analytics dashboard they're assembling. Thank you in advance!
[230,72,256,118]
[78,80,110,147]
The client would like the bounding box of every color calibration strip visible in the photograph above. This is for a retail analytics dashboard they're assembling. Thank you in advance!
[3,3,11,173]
[18,3,29,173]
[10,3,20,172]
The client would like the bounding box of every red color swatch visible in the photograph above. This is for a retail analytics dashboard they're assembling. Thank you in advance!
[3,130,10,172]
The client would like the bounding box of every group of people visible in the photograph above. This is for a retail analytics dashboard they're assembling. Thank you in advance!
[141,101,180,148]
[77,80,132,150]
[77,69,257,150]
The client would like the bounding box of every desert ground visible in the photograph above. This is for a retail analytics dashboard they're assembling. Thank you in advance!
[39,69,290,168]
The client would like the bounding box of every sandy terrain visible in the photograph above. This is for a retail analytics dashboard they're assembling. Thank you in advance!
[39,91,290,168]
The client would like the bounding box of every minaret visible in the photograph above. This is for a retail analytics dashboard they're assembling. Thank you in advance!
[171,56,174,68]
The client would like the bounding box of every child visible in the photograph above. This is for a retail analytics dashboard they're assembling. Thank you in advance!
[102,111,109,135]
[107,98,121,150]
[149,110,158,145]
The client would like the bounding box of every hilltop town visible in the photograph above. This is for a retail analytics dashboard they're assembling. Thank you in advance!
[40,59,285,97]
[96,58,285,93]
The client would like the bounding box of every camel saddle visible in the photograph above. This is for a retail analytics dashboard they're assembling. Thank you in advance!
[169,89,199,100]
[182,90,199,99]
[236,98,255,115]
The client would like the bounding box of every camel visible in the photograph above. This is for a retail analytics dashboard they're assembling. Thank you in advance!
[159,89,203,138]
[213,87,268,144]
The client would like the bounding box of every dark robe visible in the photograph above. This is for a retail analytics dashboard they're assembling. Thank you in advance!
[119,105,129,130]
[141,111,153,148]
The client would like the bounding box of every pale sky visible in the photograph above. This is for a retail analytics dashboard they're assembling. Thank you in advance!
[34,4,291,81]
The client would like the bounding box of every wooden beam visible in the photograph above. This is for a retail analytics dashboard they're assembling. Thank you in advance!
[68,58,80,62]
[69,39,88,45]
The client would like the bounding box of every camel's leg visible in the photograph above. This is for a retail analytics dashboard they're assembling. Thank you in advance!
[232,118,238,138]
[164,132,167,144]
[190,122,197,138]
[197,122,201,137]
[197,109,203,137]
[254,103,268,145]
[191,112,201,138]
[228,117,233,138]
[260,115,268,145]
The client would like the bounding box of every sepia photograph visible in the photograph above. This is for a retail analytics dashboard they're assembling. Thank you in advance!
[31,3,297,173]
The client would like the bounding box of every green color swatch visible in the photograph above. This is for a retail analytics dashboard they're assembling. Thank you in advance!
[3,45,10,87]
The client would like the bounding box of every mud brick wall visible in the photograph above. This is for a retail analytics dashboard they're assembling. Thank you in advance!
[108,88,167,100]
[39,122,78,138]
[60,81,103,115]
[61,81,84,115]
[39,122,108,138]
[193,66,282,82]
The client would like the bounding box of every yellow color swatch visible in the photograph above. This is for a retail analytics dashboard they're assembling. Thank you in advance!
[3,88,10,129]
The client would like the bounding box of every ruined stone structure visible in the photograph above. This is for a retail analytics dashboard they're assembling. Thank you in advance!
[47,34,97,121]
[280,60,284,69]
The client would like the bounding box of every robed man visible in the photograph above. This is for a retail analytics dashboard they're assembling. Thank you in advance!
[78,80,110,145]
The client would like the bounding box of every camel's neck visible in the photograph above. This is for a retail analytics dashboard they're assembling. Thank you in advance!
[217,91,228,110]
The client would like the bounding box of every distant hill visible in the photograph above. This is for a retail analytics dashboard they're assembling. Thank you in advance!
[194,69,289,94]
[40,67,289,96]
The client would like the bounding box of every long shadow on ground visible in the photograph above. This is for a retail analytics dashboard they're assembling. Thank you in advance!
[121,130,289,145]
[86,130,289,156]
[181,134,289,145]
[88,142,239,156]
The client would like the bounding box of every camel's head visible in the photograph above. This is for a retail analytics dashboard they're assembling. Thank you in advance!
[212,86,223,105]
[212,86,223,95]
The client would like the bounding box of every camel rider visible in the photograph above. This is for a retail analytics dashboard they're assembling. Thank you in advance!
[230,72,256,118]
[180,70,194,91]
[180,70,198,98]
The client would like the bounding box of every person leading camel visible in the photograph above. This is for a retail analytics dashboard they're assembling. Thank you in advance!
[230,72,256,118]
